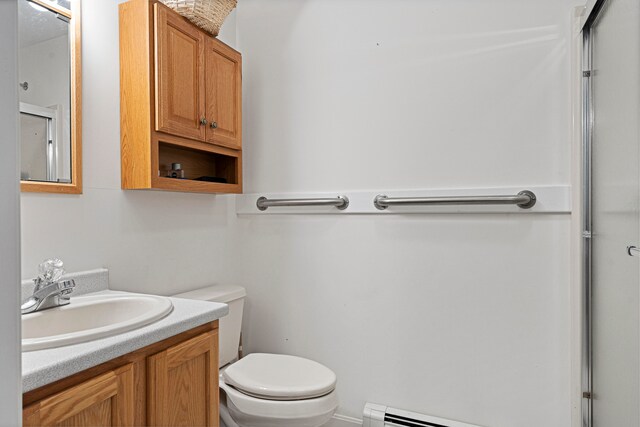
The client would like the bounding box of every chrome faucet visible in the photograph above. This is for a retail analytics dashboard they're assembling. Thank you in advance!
[21,259,76,315]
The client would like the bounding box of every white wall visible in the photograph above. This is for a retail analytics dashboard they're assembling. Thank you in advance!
[19,36,70,110]
[0,0,23,424]
[233,1,578,426]
[20,1,239,294]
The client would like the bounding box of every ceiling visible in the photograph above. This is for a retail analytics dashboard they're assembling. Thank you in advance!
[18,0,70,48]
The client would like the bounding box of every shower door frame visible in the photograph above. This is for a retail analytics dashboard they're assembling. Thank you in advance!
[19,102,59,182]
[581,14,594,427]
[580,1,625,426]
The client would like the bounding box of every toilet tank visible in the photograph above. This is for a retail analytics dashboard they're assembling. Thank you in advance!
[173,285,246,367]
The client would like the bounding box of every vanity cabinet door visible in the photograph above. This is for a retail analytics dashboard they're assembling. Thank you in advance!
[155,4,206,141]
[23,364,134,427]
[147,331,219,427]
[204,39,242,149]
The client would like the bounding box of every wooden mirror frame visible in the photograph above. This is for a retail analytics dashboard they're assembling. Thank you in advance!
[21,0,82,194]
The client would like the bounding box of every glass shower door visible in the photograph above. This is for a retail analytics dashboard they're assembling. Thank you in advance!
[20,112,51,182]
[590,0,640,424]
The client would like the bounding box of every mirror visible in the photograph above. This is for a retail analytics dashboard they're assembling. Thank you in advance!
[18,0,81,194]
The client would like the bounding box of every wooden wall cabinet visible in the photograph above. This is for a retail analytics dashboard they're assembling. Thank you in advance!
[120,0,242,194]
[155,5,206,142]
[23,323,219,427]
[204,38,242,150]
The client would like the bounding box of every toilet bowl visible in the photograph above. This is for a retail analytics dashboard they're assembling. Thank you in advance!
[173,285,338,427]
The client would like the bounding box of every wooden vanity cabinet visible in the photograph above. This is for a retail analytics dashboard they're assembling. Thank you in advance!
[23,322,219,427]
[23,364,134,427]
[148,331,218,425]
[120,0,242,194]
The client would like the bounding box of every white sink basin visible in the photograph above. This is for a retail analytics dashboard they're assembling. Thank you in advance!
[22,293,173,352]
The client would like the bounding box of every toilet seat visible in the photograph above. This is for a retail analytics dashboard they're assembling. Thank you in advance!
[223,353,337,400]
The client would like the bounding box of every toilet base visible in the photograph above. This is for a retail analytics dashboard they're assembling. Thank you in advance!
[219,396,238,427]
[226,400,334,427]
[219,384,336,427]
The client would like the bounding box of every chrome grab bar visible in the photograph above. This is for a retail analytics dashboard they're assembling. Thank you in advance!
[257,196,349,211]
[373,190,537,210]
[627,246,640,256]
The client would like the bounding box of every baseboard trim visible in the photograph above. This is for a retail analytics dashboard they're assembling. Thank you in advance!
[327,413,362,427]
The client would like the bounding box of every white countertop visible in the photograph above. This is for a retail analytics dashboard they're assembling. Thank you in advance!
[22,289,228,392]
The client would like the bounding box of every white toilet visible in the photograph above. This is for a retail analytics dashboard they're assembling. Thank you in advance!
[173,285,338,427]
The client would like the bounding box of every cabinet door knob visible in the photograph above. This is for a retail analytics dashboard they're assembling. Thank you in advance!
[200,118,208,126]
[210,121,218,129]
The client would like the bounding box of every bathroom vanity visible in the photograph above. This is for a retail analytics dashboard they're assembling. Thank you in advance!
[23,323,218,426]
[21,269,228,427]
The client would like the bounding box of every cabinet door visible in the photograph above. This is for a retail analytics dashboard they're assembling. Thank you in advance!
[148,331,219,427]
[155,5,206,141]
[205,39,242,149]
[23,364,134,427]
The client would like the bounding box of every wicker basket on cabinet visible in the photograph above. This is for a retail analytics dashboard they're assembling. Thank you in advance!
[159,0,237,36]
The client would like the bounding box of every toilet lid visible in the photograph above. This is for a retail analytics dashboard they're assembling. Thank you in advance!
[223,353,337,400]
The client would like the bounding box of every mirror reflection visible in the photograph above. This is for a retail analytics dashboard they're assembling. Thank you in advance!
[18,0,72,184]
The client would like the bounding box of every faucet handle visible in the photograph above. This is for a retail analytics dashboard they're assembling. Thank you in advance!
[36,258,65,285]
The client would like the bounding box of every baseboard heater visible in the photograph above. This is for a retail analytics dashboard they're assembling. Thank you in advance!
[363,403,484,427]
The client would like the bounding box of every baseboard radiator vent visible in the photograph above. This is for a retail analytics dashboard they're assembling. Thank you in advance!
[363,403,484,427]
